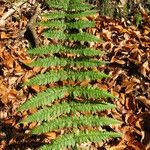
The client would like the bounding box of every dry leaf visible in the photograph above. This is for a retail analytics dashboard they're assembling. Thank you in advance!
[0,32,7,39]
[45,132,56,140]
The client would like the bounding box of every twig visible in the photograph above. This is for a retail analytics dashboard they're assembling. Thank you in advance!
[0,0,27,28]
[24,4,41,47]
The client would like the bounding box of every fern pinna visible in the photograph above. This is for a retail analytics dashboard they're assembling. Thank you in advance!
[18,0,121,149]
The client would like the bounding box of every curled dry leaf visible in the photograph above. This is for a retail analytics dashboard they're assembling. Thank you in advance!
[45,132,57,140]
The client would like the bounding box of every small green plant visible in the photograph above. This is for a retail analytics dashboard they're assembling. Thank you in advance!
[135,10,142,27]
[18,0,121,149]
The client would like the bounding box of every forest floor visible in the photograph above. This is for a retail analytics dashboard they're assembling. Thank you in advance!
[0,1,150,150]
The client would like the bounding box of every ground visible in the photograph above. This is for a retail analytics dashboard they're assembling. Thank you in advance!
[0,1,150,150]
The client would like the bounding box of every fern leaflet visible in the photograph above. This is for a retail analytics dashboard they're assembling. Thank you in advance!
[32,115,121,134]
[25,70,109,86]
[40,131,121,150]
[28,44,103,56]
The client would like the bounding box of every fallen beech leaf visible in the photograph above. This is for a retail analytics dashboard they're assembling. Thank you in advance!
[1,93,9,104]
[3,52,14,68]
[80,80,89,87]
[3,118,15,125]
[125,84,136,94]
[0,32,7,39]
[8,77,18,85]
[102,29,112,41]
[108,145,126,150]
[143,61,149,69]
[136,96,150,108]
[115,60,126,65]
[8,138,16,145]
[29,107,37,114]
[7,89,17,99]
[0,111,7,119]
[45,132,56,140]
[29,122,37,129]
[31,85,40,92]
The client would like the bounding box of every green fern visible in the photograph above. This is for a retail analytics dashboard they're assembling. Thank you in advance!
[18,0,121,149]
[24,70,109,86]
[43,31,100,42]
[43,10,97,19]
[22,101,117,124]
[18,86,115,111]
[32,115,121,134]
[28,44,104,56]
[18,86,69,111]
[38,20,95,29]
[40,131,121,150]
[29,57,106,67]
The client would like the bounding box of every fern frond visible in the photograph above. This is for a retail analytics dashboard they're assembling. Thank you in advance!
[67,10,98,18]
[32,116,72,134]
[68,32,100,42]
[46,0,69,10]
[42,12,66,20]
[74,131,121,147]
[18,0,121,148]
[22,101,117,125]
[38,20,66,29]
[43,10,97,20]
[71,102,116,112]
[24,70,66,86]
[23,101,117,125]
[40,131,121,150]
[69,70,109,81]
[40,132,75,150]
[32,115,120,134]
[30,57,67,67]
[30,57,106,68]
[27,45,61,55]
[39,20,95,30]
[65,47,104,56]
[72,59,107,68]
[67,20,95,29]
[25,70,109,86]
[17,87,69,111]
[43,30,66,40]
[18,85,114,111]
[46,0,90,11]
[22,102,71,123]
[72,86,115,99]
[27,44,103,56]
[69,0,84,3]
[68,3,92,11]
[43,30,100,42]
